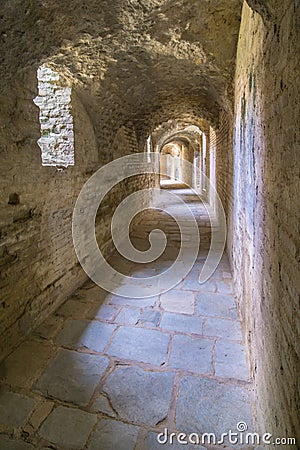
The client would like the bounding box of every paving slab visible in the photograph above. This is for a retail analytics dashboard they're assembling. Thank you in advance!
[23,401,54,435]
[215,279,234,294]
[0,340,54,389]
[160,290,194,314]
[55,298,90,318]
[180,274,202,291]
[34,314,64,339]
[205,317,242,341]
[206,269,226,281]
[114,307,140,325]
[139,310,161,327]
[111,279,159,298]
[0,192,254,450]
[169,335,213,374]
[0,391,35,428]
[0,435,34,450]
[196,292,238,319]
[158,271,185,291]
[107,327,170,366]
[197,280,217,293]
[55,319,115,352]
[154,260,173,273]
[87,419,139,450]
[130,268,157,278]
[161,312,203,335]
[215,340,249,381]
[91,394,116,417]
[76,286,109,303]
[35,348,109,405]
[88,304,119,321]
[108,295,157,308]
[103,366,174,425]
[38,405,97,449]
[176,376,253,439]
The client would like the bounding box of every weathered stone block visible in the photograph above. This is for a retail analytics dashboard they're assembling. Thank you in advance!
[55,319,115,352]
[39,406,97,449]
[176,377,253,438]
[103,366,174,425]
[87,419,139,450]
[35,348,109,405]
[161,312,203,335]
[169,335,213,374]
[214,340,249,381]
[107,327,170,366]
[160,290,195,314]
[0,391,35,428]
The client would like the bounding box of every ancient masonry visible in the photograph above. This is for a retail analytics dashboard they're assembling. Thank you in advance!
[34,65,74,167]
[0,0,298,448]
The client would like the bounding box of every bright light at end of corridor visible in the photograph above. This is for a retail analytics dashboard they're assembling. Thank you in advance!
[72,153,226,298]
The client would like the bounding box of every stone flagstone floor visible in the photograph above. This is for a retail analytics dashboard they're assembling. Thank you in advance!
[0,187,255,450]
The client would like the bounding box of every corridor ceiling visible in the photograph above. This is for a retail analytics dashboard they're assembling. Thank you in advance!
[0,0,243,138]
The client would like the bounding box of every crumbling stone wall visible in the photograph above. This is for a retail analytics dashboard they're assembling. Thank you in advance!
[229,1,299,444]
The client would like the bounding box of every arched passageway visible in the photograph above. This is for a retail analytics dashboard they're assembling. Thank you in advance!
[160,141,183,186]
[0,0,299,448]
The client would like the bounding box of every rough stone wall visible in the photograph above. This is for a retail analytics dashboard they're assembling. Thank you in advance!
[230,1,299,444]
[0,71,152,360]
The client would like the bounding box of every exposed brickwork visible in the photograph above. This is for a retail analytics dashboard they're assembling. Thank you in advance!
[0,0,298,445]
[0,74,153,360]
[228,2,299,444]
[208,112,234,218]
[206,111,234,233]
[0,75,95,359]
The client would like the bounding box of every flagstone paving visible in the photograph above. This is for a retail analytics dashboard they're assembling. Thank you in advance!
[0,187,255,449]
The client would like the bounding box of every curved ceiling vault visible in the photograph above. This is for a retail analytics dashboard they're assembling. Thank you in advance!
[0,0,243,146]
[151,118,208,156]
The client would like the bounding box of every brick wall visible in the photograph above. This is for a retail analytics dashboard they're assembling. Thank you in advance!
[228,1,299,444]
[207,110,234,225]
[214,112,234,217]
[0,71,154,360]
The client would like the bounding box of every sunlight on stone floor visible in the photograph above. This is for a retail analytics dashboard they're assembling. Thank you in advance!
[0,188,254,450]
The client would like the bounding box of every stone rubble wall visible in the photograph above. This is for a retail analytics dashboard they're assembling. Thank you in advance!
[34,65,74,167]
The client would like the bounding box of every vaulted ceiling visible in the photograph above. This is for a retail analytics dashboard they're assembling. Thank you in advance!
[0,0,244,143]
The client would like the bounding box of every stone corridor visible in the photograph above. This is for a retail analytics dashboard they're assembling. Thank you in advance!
[0,188,254,449]
[0,0,299,447]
